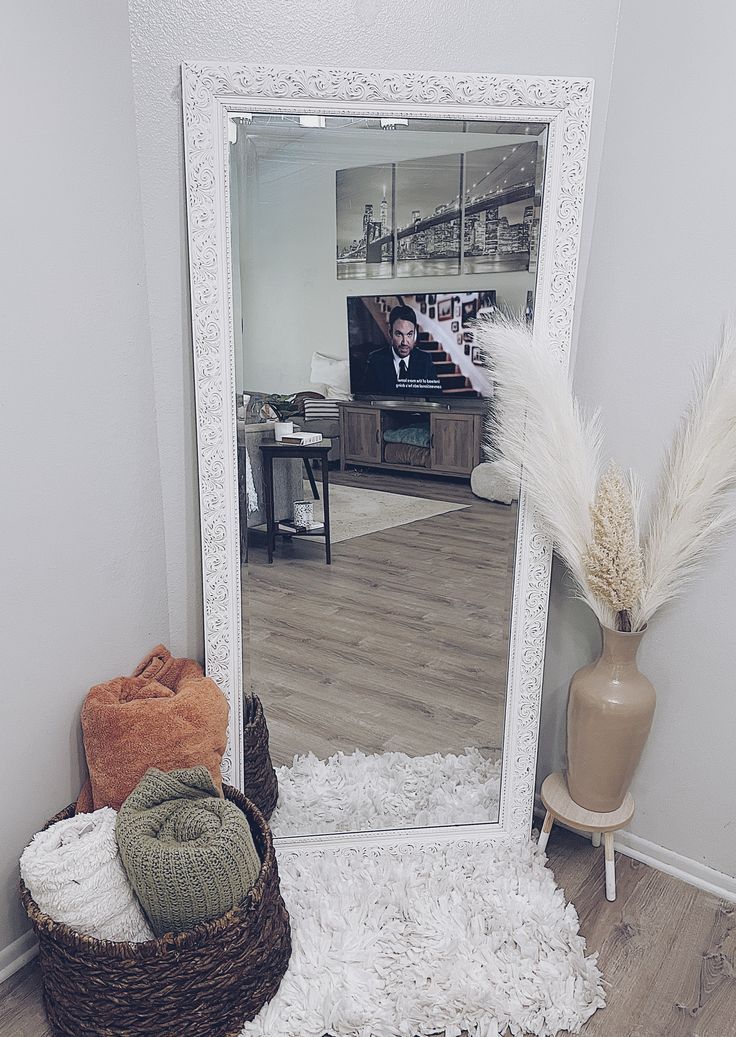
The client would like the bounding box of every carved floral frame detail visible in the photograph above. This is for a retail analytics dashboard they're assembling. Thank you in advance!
[181,63,593,850]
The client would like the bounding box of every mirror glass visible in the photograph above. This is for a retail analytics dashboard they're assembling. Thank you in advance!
[229,112,547,837]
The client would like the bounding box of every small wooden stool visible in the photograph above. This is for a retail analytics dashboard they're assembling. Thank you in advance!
[538,772,634,902]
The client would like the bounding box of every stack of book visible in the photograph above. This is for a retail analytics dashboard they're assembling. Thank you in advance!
[278,519,325,535]
[278,431,323,445]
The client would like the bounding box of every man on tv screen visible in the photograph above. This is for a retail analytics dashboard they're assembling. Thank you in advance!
[362,305,442,396]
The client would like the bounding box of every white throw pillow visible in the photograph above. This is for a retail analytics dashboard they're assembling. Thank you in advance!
[325,385,352,401]
[470,461,518,505]
[310,352,350,393]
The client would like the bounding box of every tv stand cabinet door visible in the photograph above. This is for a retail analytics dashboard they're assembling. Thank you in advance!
[430,412,479,475]
[343,407,382,464]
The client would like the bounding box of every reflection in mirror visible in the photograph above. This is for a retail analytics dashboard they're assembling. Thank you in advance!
[230,113,547,837]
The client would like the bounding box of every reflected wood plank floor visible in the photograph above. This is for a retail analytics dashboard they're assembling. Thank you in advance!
[4,829,734,1036]
[243,468,518,767]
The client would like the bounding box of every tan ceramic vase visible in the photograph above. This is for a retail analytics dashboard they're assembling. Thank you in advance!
[566,623,656,813]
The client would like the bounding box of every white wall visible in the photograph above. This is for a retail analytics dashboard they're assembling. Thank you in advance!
[127,0,621,653]
[0,2,168,953]
[538,0,736,878]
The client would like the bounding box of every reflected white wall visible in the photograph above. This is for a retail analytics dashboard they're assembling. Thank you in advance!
[232,125,543,395]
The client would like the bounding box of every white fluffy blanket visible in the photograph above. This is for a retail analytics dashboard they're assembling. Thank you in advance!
[20,807,153,943]
[271,748,502,837]
[240,838,605,1037]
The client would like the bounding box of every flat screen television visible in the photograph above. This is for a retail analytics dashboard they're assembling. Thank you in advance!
[346,291,495,401]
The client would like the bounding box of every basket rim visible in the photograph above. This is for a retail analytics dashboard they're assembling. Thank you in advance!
[19,784,277,959]
[243,692,265,726]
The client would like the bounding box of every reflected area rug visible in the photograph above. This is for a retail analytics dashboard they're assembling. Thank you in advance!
[240,838,605,1037]
[305,482,469,544]
[270,748,502,836]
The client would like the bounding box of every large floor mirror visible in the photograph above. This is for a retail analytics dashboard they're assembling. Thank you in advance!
[182,65,593,849]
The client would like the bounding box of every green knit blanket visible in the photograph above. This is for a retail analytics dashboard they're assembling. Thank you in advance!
[116,766,261,937]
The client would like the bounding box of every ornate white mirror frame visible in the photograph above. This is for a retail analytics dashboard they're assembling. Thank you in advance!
[182,63,593,849]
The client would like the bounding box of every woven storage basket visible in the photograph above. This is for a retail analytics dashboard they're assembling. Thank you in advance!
[243,695,279,819]
[20,786,291,1037]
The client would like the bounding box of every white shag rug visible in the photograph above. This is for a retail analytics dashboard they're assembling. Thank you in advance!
[241,838,605,1037]
[245,749,605,1036]
[270,748,502,837]
[306,482,468,544]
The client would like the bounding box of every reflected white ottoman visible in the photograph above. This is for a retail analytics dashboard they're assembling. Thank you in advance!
[470,461,517,505]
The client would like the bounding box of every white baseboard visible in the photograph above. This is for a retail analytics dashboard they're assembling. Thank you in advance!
[613,831,736,902]
[533,797,736,903]
[0,929,38,984]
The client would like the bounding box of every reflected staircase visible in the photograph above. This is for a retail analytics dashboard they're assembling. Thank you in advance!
[415,330,479,397]
[369,296,480,398]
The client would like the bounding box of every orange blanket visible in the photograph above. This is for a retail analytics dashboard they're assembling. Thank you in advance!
[76,645,228,813]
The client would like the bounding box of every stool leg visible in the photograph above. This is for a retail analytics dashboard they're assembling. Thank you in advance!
[538,810,554,853]
[591,831,601,848]
[604,831,616,901]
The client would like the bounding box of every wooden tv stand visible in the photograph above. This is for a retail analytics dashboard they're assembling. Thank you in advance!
[337,399,486,480]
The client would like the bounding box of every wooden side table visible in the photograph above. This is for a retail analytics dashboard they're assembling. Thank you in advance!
[538,772,634,902]
[260,439,333,565]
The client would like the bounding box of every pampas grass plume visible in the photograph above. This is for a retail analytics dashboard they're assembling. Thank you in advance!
[478,315,611,627]
[633,322,736,628]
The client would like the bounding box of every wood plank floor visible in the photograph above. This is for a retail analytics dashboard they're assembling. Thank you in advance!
[544,828,736,1037]
[4,830,734,1036]
[243,467,518,768]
